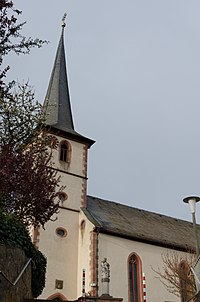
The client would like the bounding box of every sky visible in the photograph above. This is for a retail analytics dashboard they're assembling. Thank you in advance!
[6,0,200,222]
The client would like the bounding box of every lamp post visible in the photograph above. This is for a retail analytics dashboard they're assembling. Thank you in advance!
[183,196,200,257]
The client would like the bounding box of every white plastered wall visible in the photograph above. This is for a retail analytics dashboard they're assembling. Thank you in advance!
[53,136,86,177]
[38,135,88,300]
[50,135,87,210]
[77,211,95,297]
[98,233,185,302]
[38,209,79,300]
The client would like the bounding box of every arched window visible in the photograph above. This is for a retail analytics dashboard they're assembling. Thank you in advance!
[60,143,67,161]
[128,253,143,302]
[48,292,67,301]
[179,261,194,302]
[59,140,71,163]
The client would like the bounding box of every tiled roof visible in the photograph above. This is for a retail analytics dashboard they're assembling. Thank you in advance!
[83,195,199,251]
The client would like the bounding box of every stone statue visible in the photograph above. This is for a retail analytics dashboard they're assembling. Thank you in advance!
[100,258,111,296]
[101,258,110,281]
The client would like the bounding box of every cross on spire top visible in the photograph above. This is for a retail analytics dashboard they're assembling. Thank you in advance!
[61,13,67,28]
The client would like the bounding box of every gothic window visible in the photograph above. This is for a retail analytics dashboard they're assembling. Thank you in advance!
[80,220,86,238]
[48,293,67,301]
[59,140,71,163]
[128,253,142,302]
[179,261,193,302]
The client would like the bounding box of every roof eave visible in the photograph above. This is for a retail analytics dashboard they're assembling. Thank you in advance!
[94,227,195,252]
[45,125,95,148]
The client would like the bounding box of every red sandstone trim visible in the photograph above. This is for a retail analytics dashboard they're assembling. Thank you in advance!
[81,179,87,208]
[59,139,72,163]
[127,252,143,302]
[82,145,88,177]
[81,145,88,207]
[89,230,99,297]
[55,227,68,238]
[47,292,68,301]
[32,226,40,250]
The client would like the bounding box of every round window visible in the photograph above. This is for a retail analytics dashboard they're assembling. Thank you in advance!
[57,191,68,203]
[56,227,67,238]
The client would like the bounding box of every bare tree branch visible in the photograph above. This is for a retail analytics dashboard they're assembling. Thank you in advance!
[152,251,196,300]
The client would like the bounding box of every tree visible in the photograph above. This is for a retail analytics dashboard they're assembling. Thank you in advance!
[152,251,196,301]
[0,1,62,227]
[0,0,45,87]
[0,82,62,228]
[0,1,61,298]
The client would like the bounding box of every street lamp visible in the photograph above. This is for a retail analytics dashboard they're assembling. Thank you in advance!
[183,196,200,257]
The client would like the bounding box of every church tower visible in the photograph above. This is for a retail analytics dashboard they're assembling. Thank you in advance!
[36,16,95,301]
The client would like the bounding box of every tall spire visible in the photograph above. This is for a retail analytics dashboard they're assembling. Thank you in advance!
[44,14,75,133]
[43,15,95,148]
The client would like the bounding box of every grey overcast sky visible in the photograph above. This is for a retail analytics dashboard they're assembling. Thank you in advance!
[6,1,200,221]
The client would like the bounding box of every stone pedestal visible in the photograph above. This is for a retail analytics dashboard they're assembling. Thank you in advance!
[101,279,110,297]
[101,258,110,297]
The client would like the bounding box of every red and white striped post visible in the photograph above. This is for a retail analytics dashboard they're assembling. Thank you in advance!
[142,272,146,302]
[82,269,86,299]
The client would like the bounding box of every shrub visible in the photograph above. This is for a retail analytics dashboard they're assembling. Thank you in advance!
[0,208,46,297]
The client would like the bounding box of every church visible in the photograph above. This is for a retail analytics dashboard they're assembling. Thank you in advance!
[33,18,199,302]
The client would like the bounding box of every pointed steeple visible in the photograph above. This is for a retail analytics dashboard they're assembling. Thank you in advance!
[44,14,74,133]
[43,15,95,148]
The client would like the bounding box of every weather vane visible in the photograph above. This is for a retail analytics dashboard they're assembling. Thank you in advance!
[61,13,67,28]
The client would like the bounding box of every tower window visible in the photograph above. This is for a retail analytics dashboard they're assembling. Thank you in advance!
[128,253,143,302]
[56,227,67,238]
[80,220,86,230]
[60,143,67,161]
[59,140,71,163]
[57,191,68,203]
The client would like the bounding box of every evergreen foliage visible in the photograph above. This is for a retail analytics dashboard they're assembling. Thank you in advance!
[0,0,61,297]
[0,0,62,227]
[0,206,46,297]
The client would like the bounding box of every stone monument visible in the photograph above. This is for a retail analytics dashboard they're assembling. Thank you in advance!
[101,258,111,297]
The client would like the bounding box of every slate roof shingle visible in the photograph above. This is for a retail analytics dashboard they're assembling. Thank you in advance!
[43,26,95,147]
[83,195,199,251]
